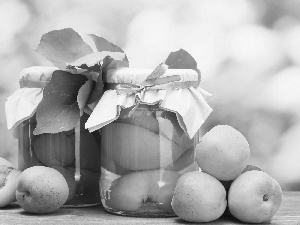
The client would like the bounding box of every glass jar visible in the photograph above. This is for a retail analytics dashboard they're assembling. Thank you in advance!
[100,104,199,216]
[18,113,101,207]
[85,66,212,217]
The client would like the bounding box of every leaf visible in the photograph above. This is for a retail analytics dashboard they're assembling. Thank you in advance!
[82,34,130,104]
[77,79,95,115]
[88,34,129,64]
[165,49,201,85]
[87,70,104,105]
[36,28,93,69]
[88,34,125,53]
[68,51,126,68]
[86,56,130,105]
[34,70,88,135]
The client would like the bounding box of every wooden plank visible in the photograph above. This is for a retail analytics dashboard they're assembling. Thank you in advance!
[0,192,299,224]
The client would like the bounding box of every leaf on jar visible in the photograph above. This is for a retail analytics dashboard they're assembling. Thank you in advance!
[36,28,93,69]
[165,49,201,85]
[88,34,125,53]
[86,56,130,105]
[86,57,129,106]
[77,79,96,115]
[33,70,88,135]
[88,33,129,73]
[86,70,104,105]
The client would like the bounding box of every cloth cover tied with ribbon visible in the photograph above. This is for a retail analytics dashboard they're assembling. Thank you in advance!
[5,66,91,134]
[85,63,213,139]
[5,66,58,132]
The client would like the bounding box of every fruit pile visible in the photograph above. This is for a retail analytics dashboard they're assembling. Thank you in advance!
[101,106,198,215]
[0,157,70,213]
[171,125,283,223]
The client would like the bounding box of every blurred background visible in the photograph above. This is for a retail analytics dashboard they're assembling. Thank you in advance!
[1,0,300,191]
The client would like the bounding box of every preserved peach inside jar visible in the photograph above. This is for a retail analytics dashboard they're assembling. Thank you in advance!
[6,66,101,207]
[85,64,213,216]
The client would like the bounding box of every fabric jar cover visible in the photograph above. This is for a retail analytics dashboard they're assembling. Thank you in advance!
[5,66,57,132]
[85,66,213,139]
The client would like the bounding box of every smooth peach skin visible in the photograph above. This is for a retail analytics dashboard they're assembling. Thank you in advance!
[196,125,250,181]
[228,170,282,223]
[0,163,21,207]
[16,166,69,214]
[221,164,263,216]
[171,171,227,223]
[101,123,187,171]
[104,170,180,213]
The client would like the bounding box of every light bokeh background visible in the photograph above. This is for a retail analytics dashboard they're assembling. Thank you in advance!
[1,0,300,191]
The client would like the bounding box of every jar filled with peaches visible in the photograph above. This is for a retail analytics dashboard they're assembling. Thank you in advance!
[85,64,213,216]
[6,66,101,207]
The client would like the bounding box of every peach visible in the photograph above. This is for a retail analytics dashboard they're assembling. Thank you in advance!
[33,132,75,167]
[16,166,69,213]
[171,171,227,222]
[104,170,180,213]
[196,125,250,181]
[228,170,282,223]
[36,129,100,172]
[101,123,186,171]
[0,158,21,207]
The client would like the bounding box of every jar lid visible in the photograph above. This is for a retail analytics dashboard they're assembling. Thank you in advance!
[105,68,199,85]
[19,66,58,88]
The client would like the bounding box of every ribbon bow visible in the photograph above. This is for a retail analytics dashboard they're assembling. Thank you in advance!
[113,63,198,116]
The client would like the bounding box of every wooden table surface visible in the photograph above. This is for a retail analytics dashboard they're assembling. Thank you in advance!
[0,192,299,225]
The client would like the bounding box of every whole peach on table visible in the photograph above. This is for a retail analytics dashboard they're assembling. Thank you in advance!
[171,171,227,223]
[196,125,250,181]
[0,157,21,207]
[221,164,263,216]
[16,166,69,214]
[228,170,282,223]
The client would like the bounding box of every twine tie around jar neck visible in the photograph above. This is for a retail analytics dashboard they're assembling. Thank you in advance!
[111,63,199,116]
